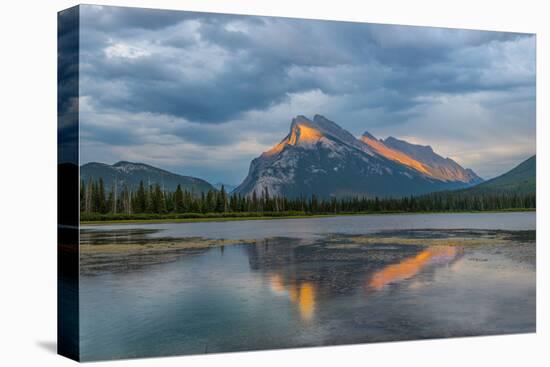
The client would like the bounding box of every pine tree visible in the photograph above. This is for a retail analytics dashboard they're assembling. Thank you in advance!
[174,184,184,213]
[97,178,106,213]
[134,181,146,213]
[216,185,228,212]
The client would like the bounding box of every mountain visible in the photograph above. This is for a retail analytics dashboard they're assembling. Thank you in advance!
[381,136,483,184]
[458,155,535,195]
[80,161,215,194]
[234,114,482,198]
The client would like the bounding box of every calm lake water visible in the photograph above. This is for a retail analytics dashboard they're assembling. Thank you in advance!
[79,212,536,361]
[83,212,536,239]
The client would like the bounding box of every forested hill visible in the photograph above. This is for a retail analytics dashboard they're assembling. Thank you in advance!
[412,155,536,212]
[81,161,215,193]
[457,155,535,195]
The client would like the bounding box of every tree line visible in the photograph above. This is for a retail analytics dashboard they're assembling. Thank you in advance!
[80,178,535,220]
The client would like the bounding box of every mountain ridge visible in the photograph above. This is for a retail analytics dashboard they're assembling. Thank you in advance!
[379,136,483,183]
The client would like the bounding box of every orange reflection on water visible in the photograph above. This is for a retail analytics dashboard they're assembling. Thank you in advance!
[270,274,286,292]
[368,246,457,290]
[288,284,299,303]
[298,283,315,321]
[269,275,316,321]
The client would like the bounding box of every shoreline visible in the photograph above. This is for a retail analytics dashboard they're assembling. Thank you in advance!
[80,208,535,226]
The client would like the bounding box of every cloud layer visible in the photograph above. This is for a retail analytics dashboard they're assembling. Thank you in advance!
[78,5,536,183]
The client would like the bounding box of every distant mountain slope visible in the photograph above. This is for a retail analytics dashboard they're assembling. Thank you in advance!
[382,136,483,184]
[360,132,433,176]
[461,155,535,194]
[234,115,481,199]
[361,132,483,185]
[81,161,215,193]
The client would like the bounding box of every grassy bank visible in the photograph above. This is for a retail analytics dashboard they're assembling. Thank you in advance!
[80,208,535,225]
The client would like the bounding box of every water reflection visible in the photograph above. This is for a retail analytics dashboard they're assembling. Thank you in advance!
[368,246,459,291]
[257,241,462,321]
[79,227,535,360]
[270,274,316,321]
[298,283,316,320]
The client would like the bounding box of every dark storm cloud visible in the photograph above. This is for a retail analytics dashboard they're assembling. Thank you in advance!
[78,5,535,181]
[58,7,79,116]
[58,6,80,164]
[79,7,533,124]
[81,5,194,31]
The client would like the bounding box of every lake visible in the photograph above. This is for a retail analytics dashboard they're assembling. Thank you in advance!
[78,212,536,361]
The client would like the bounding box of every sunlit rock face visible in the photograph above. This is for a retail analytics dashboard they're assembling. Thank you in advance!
[382,136,483,184]
[264,115,368,156]
[360,133,431,176]
[360,133,482,184]
[234,115,482,199]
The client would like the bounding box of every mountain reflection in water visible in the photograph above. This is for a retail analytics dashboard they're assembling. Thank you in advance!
[78,223,535,361]
[270,275,316,321]
[255,238,461,322]
[368,246,459,291]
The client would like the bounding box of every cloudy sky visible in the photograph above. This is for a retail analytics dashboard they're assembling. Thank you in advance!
[78,5,536,184]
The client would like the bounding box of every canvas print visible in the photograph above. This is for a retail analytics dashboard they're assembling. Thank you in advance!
[58,5,536,362]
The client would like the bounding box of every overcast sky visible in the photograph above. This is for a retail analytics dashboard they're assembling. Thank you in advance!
[78,5,536,184]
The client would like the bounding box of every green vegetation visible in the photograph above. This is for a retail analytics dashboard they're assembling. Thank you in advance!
[81,211,326,223]
[80,209,534,224]
[80,178,535,223]
[456,155,535,195]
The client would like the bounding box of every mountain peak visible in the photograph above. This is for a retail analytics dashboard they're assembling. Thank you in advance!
[312,114,333,124]
[311,114,349,133]
[361,131,378,140]
[313,114,325,120]
[291,115,312,125]
[112,161,157,173]
[292,122,324,143]
[265,115,367,157]
[290,115,323,138]
[263,116,325,156]
[113,160,141,167]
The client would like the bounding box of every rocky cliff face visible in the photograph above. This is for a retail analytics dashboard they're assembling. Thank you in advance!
[234,115,482,198]
[362,135,483,184]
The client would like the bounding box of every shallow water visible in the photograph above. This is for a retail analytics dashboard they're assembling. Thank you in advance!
[78,213,536,361]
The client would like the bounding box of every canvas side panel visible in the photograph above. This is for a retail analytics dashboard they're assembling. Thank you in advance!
[57,5,80,362]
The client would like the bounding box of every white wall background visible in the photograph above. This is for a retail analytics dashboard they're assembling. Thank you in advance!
[0,0,547,366]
